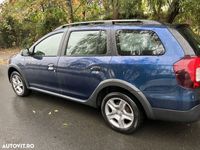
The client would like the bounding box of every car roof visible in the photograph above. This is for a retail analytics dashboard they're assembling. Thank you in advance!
[54,19,163,31]
[53,19,188,32]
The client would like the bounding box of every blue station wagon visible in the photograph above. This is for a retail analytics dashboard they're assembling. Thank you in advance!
[8,20,200,133]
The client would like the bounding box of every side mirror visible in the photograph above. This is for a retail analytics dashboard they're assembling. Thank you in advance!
[21,48,31,56]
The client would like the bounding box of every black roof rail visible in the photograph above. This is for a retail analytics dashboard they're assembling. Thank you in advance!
[111,19,161,25]
[172,24,190,28]
[54,19,161,31]
[54,20,111,30]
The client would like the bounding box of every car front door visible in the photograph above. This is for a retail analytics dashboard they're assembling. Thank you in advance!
[24,32,64,93]
[57,29,111,100]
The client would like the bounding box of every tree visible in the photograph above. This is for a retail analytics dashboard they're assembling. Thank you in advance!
[66,0,74,23]
[1,0,200,49]
[166,0,181,23]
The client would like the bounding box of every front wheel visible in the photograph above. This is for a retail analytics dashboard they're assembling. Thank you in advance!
[101,92,143,134]
[10,71,30,97]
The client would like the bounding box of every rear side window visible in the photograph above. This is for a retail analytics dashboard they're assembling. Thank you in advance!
[177,27,200,56]
[66,30,107,56]
[116,30,165,56]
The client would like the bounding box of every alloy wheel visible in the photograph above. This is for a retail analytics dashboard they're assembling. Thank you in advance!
[104,97,134,129]
[11,74,24,95]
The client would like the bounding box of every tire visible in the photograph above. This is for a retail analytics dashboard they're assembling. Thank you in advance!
[10,71,30,97]
[101,92,143,134]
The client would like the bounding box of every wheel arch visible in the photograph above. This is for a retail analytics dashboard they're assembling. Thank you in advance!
[87,79,154,119]
[8,65,29,88]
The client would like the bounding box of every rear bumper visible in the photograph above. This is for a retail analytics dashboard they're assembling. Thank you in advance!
[152,104,200,122]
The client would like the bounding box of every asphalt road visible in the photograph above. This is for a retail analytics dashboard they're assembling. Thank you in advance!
[0,65,200,150]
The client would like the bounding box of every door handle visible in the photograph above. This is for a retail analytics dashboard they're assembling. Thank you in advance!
[48,64,55,71]
[90,66,101,74]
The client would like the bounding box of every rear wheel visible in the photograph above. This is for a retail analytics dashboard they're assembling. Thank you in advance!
[10,71,30,97]
[101,92,143,134]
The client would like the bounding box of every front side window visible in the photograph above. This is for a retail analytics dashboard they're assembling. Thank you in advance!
[66,30,107,56]
[116,30,165,56]
[34,33,63,56]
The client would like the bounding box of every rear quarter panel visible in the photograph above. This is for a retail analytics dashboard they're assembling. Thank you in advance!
[110,26,199,110]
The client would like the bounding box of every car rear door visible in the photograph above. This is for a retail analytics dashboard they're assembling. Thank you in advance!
[57,28,112,100]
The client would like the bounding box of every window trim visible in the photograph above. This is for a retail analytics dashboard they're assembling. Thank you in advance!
[32,32,64,57]
[64,29,108,57]
[115,29,166,56]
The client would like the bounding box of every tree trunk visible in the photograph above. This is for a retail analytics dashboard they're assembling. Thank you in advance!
[166,0,180,23]
[67,0,74,23]
[112,0,119,19]
[103,0,111,19]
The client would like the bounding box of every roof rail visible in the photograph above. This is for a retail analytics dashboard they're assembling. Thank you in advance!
[54,19,161,31]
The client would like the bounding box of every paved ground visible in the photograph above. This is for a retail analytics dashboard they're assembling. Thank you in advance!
[0,65,200,150]
[0,49,19,64]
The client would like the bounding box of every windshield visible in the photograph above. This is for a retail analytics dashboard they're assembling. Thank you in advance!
[177,26,200,55]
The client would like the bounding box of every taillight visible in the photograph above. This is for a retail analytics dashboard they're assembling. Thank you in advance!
[173,56,200,89]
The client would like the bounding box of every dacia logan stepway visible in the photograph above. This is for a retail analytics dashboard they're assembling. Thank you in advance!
[8,20,200,134]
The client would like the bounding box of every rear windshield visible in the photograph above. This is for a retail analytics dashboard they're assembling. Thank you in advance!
[177,26,200,55]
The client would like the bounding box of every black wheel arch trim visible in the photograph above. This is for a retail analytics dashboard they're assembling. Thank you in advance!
[8,64,29,88]
[87,79,154,119]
